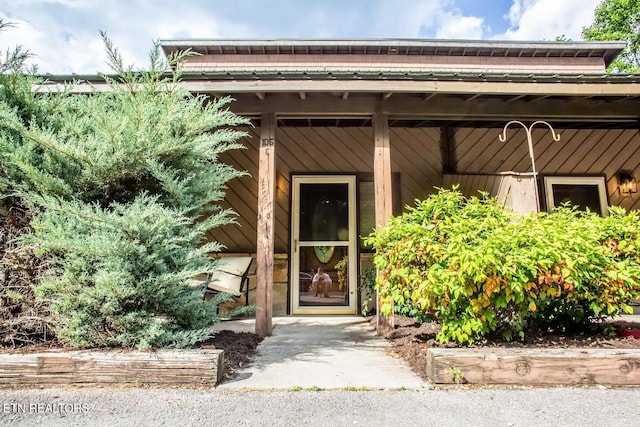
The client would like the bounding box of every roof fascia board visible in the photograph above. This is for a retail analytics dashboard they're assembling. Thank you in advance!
[34,79,640,97]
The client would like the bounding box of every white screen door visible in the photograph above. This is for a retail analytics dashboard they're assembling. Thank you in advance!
[291,175,357,314]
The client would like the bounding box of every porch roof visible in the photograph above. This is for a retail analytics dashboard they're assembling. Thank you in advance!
[35,69,640,124]
[40,69,640,96]
[36,38,640,125]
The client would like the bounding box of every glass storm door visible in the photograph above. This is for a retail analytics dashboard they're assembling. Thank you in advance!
[291,175,357,314]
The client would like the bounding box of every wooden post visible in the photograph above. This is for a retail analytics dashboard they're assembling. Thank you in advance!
[255,113,276,337]
[372,112,394,335]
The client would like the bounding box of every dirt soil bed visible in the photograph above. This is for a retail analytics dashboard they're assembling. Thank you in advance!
[382,316,640,381]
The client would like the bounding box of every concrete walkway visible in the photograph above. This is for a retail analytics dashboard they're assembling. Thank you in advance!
[215,316,428,390]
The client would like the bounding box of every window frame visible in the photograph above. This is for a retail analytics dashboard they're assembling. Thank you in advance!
[543,176,609,216]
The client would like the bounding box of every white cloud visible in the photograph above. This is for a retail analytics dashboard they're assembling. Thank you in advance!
[3,0,482,73]
[497,0,601,40]
[436,12,485,39]
[0,14,62,74]
[1,1,243,74]
[1,0,604,74]
[270,1,451,39]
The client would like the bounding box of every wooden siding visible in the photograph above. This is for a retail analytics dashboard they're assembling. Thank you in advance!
[206,127,442,252]
[207,126,640,252]
[390,128,443,208]
[183,54,605,74]
[443,173,505,197]
[453,128,640,212]
[443,173,538,214]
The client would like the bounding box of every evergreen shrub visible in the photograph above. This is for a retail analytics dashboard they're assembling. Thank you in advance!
[1,34,250,348]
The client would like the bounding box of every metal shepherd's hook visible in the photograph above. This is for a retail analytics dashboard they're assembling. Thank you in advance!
[499,121,560,212]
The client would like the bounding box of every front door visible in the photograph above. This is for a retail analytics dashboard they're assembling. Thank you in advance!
[291,175,357,314]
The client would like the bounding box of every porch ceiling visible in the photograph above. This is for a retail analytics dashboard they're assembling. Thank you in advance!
[272,118,640,130]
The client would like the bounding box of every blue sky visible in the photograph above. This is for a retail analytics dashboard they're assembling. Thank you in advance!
[1,0,602,74]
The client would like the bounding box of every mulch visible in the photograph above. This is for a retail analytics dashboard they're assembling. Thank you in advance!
[200,330,263,382]
[382,316,640,381]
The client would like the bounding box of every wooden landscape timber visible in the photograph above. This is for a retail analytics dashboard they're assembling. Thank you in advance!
[427,348,640,385]
[0,349,224,387]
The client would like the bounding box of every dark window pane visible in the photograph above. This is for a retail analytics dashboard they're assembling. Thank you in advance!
[299,183,349,241]
[552,184,602,214]
[359,181,375,249]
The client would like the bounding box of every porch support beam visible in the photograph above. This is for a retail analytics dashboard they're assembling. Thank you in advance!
[255,113,277,337]
[372,112,395,336]
[225,93,640,121]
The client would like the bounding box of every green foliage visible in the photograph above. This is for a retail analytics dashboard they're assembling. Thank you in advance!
[0,33,250,349]
[336,256,348,290]
[25,195,226,348]
[359,265,377,316]
[365,188,640,345]
[582,0,640,72]
[0,19,56,347]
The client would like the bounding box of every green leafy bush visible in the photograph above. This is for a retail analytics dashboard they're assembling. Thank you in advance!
[365,188,640,344]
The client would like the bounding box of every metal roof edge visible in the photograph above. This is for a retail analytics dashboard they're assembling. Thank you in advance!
[37,70,640,84]
[158,38,626,51]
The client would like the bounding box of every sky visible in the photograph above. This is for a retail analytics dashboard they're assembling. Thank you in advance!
[0,0,603,74]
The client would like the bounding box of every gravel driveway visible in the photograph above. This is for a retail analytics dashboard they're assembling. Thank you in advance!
[1,387,639,426]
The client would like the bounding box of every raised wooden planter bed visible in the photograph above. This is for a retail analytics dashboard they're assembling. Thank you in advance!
[427,348,640,385]
[0,349,224,387]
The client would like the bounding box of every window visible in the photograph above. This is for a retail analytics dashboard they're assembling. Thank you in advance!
[358,173,401,250]
[543,176,608,216]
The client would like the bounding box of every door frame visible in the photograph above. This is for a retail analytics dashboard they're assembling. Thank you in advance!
[290,174,358,315]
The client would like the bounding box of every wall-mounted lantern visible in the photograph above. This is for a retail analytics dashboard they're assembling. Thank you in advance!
[619,172,638,195]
